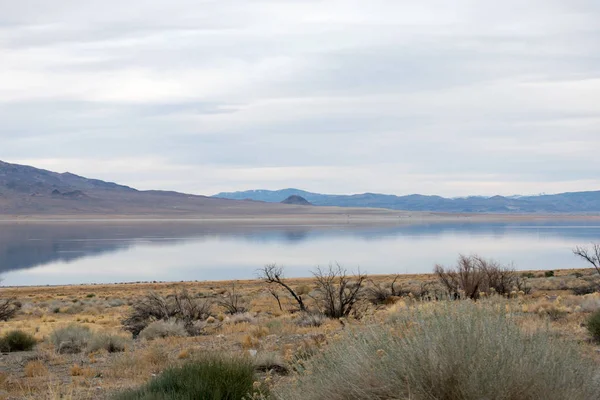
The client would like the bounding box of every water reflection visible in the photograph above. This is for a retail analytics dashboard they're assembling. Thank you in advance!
[0,221,599,286]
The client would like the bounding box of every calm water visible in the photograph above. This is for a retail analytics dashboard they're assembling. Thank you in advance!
[1,221,599,286]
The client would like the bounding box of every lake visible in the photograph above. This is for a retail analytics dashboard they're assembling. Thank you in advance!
[1,220,599,286]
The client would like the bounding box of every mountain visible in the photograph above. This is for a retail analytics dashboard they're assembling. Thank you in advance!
[213,188,600,213]
[281,195,312,206]
[0,160,345,217]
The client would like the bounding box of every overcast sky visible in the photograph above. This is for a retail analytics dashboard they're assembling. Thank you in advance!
[1,0,599,197]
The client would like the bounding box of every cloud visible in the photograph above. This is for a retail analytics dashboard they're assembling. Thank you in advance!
[1,0,599,196]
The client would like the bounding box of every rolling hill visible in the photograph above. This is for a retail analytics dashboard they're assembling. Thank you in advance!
[213,188,600,213]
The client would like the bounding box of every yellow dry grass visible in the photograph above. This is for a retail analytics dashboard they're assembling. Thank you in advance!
[0,268,599,399]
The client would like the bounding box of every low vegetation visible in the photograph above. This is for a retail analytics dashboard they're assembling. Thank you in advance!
[122,290,212,337]
[587,309,600,342]
[114,355,263,400]
[434,254,528,299]
[0,330,37,352]
[88,333,130,353]
[0,297,21,321]
[2,256,600,399]
[50,324,93,354]
[277,301,600,400]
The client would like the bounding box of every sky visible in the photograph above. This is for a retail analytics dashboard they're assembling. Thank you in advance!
[1,0,599,197]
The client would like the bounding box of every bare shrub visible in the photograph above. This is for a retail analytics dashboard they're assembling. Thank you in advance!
[260,264,308,312]
[574,244,600,284]
[0,297,21,321]
[312,264,366,319]
[122,289,213,337]
[217,283,247,315]
[139,320,189,340]
[435,255,518,299]
[366,276,407,305]
[50,324,92,354]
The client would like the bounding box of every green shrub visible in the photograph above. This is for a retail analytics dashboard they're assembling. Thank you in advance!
[276,301,600,400]
[0,330,37,352]
[88,333,130,353]
[114,355,264,400]
[587,310,600,342]
[49,324,92,354]
[545,270,555,277]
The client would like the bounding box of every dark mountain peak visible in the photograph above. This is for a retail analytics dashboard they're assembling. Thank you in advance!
[281,195,312,206]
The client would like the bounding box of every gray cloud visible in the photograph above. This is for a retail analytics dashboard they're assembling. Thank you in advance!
[1,0,599,196]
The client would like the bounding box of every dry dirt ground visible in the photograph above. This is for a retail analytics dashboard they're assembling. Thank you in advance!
[1,269,600,399]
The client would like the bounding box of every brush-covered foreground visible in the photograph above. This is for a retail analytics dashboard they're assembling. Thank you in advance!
[1,268,600,399]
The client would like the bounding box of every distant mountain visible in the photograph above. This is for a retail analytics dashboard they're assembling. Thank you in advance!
[0,160,333,217]
[213,188,600,213]
[281,195,312,206]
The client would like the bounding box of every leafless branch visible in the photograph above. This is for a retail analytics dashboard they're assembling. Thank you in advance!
[259,264,307,312]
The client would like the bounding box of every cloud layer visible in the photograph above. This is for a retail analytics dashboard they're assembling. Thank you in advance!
[2,0,600,196]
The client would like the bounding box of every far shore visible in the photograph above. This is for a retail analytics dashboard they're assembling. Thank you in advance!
[1,267,593,291]
[1,211,600,224]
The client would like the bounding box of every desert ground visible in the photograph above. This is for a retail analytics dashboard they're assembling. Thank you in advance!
[1,265,600,399]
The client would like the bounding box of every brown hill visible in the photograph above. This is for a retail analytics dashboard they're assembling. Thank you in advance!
[0,160,400,218]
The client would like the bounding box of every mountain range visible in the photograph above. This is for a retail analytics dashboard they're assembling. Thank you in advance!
[213,188,600,214]
[0,160,319,216]
[2,159,599,215]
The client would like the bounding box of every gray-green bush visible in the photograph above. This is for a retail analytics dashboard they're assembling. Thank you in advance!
[49,324,92,354]
[276,301,600,400]
[88,333,130,353]
[139,320,188,340]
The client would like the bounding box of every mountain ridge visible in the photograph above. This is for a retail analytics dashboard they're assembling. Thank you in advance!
[0,160,322,216]
[213,188,600,213]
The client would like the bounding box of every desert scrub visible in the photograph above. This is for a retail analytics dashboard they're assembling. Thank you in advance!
[275,301,600,400]
[587,309,600,342]
[139,319,188,340]
[0,330,36,352]
[88,333,130,353]
[49,324,92,354]
[294,312,326,327]
[114,354,265,400]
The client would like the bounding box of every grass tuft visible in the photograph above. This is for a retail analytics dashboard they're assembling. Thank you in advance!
[114,354,264,400]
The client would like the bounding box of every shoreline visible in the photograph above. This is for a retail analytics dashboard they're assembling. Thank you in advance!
[1,212,600,224]
[2,268,593,291]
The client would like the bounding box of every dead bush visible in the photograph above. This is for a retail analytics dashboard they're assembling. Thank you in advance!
[260,264,308,312]
[435,255,519,299]
[366,276,408,305]
[217,283,247,315]
[0,297,21,321]
[312,264,366,319]
[122,289,213,337]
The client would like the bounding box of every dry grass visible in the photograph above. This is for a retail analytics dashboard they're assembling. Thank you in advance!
[1,269,600,399]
